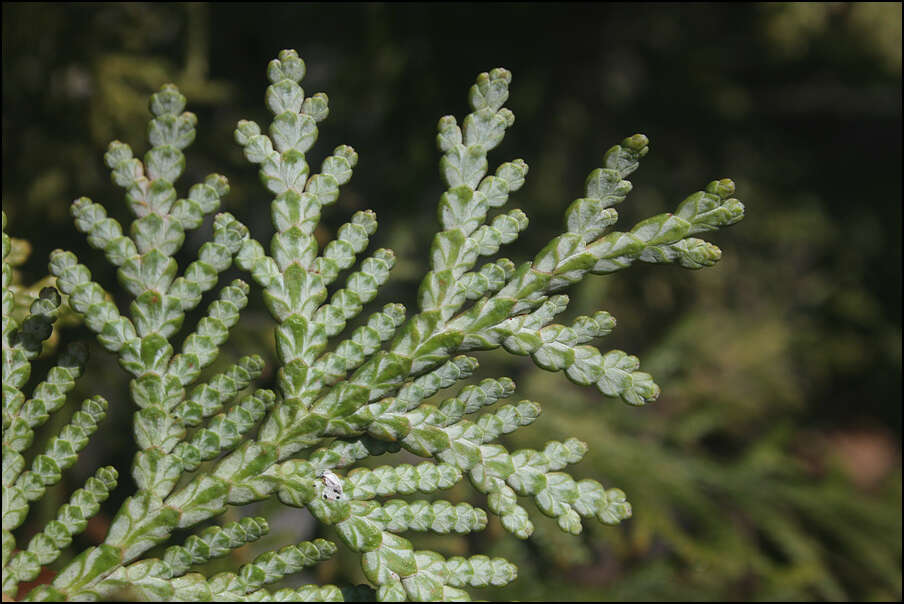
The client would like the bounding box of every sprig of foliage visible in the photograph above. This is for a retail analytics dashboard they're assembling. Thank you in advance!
[1,49,743,601]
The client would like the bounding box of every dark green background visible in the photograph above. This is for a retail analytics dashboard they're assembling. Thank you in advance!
[3,3,901,601]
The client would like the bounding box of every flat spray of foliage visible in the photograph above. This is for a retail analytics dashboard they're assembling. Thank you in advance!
[2,50,743,601]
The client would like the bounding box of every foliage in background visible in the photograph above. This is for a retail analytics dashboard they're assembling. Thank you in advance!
[2,3,900,601]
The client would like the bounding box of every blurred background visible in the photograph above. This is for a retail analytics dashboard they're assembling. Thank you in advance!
[2,3,901,601]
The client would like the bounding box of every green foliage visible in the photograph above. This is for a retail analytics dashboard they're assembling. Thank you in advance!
[2,49,743,601]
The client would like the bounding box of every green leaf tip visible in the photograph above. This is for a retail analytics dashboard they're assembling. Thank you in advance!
[149,84,187,117]
[268,49,307,84]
